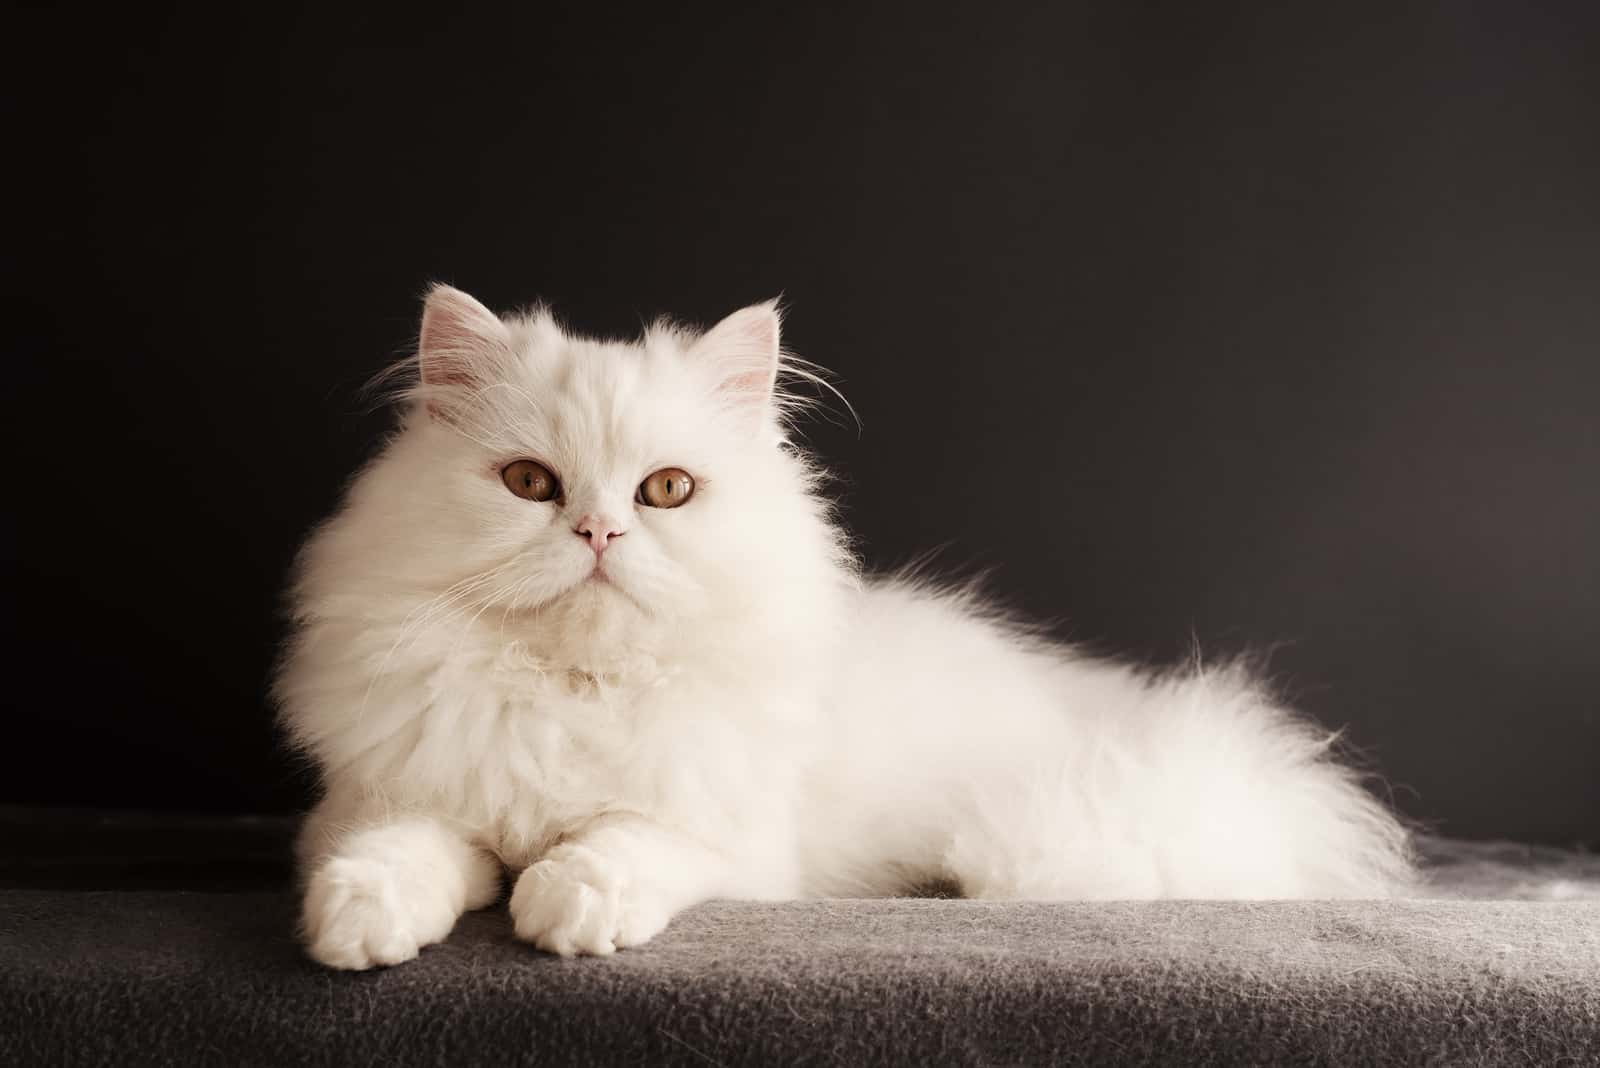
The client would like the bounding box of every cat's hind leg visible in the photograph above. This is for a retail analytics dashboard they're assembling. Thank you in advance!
[937,758,1172,901]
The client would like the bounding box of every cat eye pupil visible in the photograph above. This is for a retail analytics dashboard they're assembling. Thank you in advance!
[501,460,559,502]
[639,467,694,509]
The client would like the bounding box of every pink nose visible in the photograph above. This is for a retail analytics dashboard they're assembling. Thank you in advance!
[574,515,626,554]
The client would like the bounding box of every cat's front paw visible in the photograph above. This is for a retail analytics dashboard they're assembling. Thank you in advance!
[301,856,453,970]
[509,843,670,957]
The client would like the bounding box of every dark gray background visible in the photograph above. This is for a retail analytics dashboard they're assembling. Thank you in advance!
[8,2,1596,845]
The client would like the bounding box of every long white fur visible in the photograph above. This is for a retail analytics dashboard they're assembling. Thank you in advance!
[276,285,1413,969]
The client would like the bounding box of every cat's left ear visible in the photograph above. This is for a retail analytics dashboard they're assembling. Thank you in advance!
[692,300,781,433]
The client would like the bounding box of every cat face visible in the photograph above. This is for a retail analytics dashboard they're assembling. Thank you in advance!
[351,285,834,646]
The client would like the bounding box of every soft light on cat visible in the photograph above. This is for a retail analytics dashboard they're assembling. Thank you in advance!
[275,285,1413,969]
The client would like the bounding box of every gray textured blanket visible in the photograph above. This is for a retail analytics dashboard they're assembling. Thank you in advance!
[2,838,1598,1066]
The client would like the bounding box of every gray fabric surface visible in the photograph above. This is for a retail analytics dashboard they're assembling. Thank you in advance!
[4,841,1600,1067]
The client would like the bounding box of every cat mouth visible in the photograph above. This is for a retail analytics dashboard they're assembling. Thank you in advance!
[575,563,649,612]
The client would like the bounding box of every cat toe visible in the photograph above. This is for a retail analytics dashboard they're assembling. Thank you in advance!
[302,856,435,970]
[510,846,627,957]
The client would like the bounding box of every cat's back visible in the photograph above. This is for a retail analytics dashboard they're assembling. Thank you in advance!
[825,577,1114,752]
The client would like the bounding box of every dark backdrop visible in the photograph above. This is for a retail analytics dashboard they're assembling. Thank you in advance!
[8,2,1597,846]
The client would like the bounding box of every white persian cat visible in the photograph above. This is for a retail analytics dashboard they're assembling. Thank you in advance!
[276,285,1412,969]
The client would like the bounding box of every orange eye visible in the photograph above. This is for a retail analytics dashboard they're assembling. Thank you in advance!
[501,460,560,502]
[638,467,695,509]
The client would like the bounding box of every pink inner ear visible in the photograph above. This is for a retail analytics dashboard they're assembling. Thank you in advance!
[419,315,480,387]
[694,302,782,421]
[723,367,775,398]
[418,286,511,390]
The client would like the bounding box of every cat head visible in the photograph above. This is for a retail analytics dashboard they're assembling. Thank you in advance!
[308,285,851,671]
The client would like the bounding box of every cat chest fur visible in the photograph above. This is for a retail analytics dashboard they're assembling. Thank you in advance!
[329,635,796,871]
[336,642,661,867]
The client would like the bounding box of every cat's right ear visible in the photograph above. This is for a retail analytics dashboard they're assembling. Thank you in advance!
[417,284,514,416]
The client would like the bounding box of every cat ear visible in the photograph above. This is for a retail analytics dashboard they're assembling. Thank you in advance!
[692,300,781,431]
[417,284,513,396]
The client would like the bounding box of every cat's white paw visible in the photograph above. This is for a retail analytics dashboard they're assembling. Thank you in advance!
[510,843,671,957]
[301,856,454,970]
